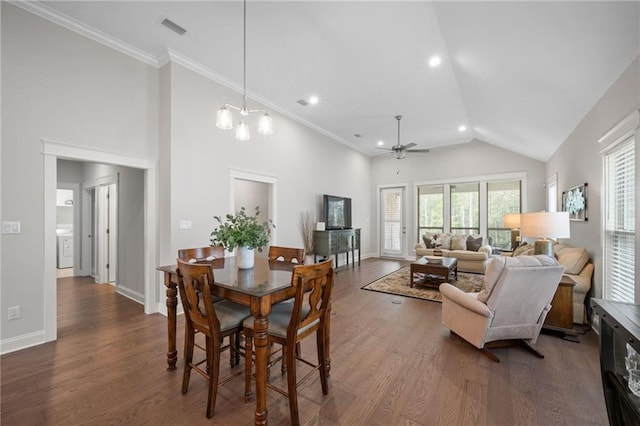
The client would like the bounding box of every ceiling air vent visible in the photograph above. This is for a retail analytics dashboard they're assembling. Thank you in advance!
[297,99,309,106]
[161,18,187,35]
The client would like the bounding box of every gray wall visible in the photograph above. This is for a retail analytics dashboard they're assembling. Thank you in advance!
[1,3,372,352]
[546,56,639,299]
[2,4,158,348]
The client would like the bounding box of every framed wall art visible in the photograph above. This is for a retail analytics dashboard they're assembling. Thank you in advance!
[562,183,588,221]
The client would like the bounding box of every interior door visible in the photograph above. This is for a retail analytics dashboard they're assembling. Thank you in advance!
[380,187,405,257]
[95,183,117,285]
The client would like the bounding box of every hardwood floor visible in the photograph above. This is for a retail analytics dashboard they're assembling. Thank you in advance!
[1,258,607,425]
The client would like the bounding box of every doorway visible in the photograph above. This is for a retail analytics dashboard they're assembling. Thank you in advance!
[230,169,277,246]
[43,140,157,343]
[380,186,406,258]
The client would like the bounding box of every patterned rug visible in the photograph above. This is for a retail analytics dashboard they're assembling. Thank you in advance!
[361,266,484,303]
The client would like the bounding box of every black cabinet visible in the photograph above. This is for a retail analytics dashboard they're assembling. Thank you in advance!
[313,229,360,268]
[591,298,640,425]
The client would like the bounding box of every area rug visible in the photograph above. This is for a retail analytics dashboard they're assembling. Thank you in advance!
[361,266,484,303]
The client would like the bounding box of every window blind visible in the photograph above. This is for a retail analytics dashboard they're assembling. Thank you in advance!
[604,137,635,302]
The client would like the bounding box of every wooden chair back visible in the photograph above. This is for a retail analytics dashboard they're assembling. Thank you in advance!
[268,246,305,264]
[288,259,333,341]
[178,246,225,263]
[175,259,221,335]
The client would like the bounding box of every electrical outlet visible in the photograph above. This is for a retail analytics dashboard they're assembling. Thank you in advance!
[8,306,21,320]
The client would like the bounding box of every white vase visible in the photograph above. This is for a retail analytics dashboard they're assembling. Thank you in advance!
[237,246,255,269]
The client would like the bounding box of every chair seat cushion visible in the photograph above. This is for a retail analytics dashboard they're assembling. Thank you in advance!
[214,300,252,332]
[243,303,316,339]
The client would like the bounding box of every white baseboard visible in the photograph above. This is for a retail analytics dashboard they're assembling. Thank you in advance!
[0,329,46,355]
[116,286,144,304]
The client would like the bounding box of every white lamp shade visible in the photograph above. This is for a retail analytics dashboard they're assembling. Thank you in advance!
[216,107,233,130]
[520,211,570,239]
[503,213,521,229]
[258,113,273,135]
[235,119,250,141]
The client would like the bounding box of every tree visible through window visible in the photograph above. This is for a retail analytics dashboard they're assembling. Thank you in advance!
[418,185,443,236]
[487,180,521,249]
[450,183,479,235]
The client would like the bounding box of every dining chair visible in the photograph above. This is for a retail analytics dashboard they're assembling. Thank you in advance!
[175,259,251,418]
[243,259,334,425]
[178,245,225,263]
[268,245,306,264]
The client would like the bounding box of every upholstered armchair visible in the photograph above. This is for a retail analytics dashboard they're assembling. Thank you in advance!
[439,255,565,362]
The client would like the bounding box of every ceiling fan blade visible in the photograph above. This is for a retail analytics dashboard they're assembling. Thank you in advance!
[403,143,417,150]
[406,148,430,153]
[376,147,394,152]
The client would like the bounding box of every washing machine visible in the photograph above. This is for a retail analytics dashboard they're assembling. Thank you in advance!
[57,231,74,268]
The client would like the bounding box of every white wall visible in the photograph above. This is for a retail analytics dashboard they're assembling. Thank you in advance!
[162,62,372,267]
[371,140,547,254]
[1,4,158,349]
[546,56,639,299]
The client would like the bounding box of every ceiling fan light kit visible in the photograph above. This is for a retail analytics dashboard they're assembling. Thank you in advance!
[377,115,430,160]
[215,0,273,140]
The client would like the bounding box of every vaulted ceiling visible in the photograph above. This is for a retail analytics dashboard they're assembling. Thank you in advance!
[22,1,639,161]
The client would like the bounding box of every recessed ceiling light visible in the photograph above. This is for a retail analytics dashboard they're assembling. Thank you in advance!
[309,96,319,105]
[377,140,384,146]
[428,56,442,67]
[458,125,467,132]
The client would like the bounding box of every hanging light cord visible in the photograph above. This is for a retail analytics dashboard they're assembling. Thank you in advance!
[242,0,247,111]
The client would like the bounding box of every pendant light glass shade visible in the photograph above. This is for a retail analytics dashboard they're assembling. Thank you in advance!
[258,113,273,135]
[216,107,233,130]
[216,0,272,141]
[236,119,250,141]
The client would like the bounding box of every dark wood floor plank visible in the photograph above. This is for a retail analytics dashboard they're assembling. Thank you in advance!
[1,257,608,425]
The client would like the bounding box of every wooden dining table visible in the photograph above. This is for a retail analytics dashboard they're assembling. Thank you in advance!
[157,256,331,425]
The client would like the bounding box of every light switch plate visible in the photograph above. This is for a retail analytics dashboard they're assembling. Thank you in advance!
[179,220,192,230]
[2,221,21,234]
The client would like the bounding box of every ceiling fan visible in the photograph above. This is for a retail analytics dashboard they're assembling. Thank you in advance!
[377,115,430,159]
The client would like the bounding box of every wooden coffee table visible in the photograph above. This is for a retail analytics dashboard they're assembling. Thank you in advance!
[410,257,458,288]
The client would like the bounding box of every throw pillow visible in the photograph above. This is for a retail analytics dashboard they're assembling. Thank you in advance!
[422,232,437,249]
[555,246,589,274]
[513,242,533,257]
[451,234,467,251]
[466,236,483,251]
[435,233,452,250]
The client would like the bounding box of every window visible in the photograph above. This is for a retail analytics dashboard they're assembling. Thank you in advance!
[417,185,444,236]
[487,180,521,249]
[547,173,558,212]
[604,137,635,302]
[450,183,479,235]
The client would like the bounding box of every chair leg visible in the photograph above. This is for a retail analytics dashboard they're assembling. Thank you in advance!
[285,341,300,426]
[316,330,329,395]
[519,340,545,358]
[182,327,195,394]
[206,335,222,419]
[229,334,236,367]
[244,332,253,402]
[281,345,286,376]
[235,331,241,365]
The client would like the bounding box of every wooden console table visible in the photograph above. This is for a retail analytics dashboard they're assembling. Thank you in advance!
[314,229,361,267]
[543,275,578,341]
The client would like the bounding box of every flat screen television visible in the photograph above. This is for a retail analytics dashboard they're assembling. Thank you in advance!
[323,194,352,230]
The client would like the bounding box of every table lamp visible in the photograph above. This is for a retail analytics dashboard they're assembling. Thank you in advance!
[519,211,570,256]
[502,213,521,251]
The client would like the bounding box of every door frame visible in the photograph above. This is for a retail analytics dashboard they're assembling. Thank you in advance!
[377,183,409,258]
[43,140,157,343]
[56,182,80,275]
[229,169,277,245]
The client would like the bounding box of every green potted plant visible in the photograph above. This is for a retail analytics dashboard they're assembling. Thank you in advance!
[210,206,274,269]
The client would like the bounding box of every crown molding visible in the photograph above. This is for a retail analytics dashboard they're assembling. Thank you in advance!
[164,49,364,154]
[10,0,158,67]
[13,0,366,155]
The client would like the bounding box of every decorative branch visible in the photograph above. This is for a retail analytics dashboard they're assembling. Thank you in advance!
[299,211,315,254]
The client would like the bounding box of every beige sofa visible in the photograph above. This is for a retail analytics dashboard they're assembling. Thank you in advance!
[513,242,594,324]
[415,233,492,274]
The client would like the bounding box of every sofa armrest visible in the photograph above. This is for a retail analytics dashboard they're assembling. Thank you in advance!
[439,283,493,318]
[478,245,492,255]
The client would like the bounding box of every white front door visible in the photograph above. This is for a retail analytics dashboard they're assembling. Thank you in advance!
[380,187,405,257]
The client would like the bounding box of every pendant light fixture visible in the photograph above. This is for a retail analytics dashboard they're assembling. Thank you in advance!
[215,0,273,140]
